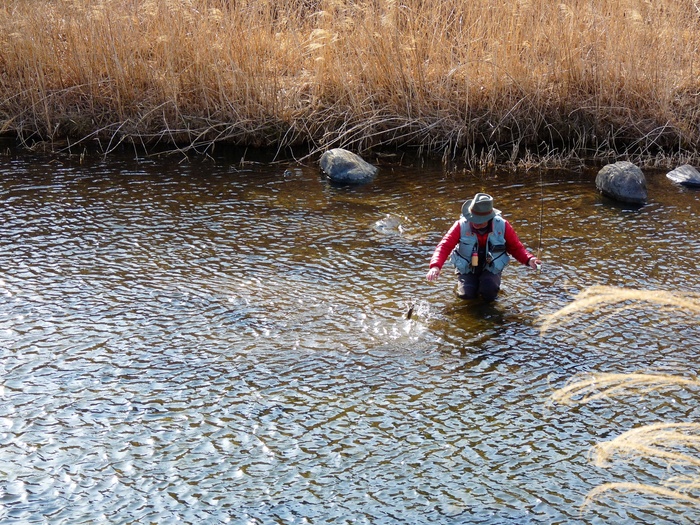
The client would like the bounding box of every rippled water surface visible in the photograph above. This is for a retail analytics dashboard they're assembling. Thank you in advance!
[0,152,698,524]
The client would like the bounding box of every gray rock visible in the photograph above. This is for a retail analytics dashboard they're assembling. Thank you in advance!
[373,214,404,235]
[666,164,700,187]
[320,148,377,184]
[595,161,647,204]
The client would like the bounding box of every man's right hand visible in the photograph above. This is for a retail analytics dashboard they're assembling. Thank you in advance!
[426,267,441,282]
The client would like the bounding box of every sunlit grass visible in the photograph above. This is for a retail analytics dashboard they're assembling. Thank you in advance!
[539,285,700,335]
[591,422,700,469]
[551,372,700,405]
[2,0,700,164]
[583,482,700,510]
[544,285,700,516]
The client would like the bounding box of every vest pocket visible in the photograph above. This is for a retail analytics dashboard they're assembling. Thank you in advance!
[450,250,470,273]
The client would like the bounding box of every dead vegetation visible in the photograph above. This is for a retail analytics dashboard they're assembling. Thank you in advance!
[544,286,700,515]
[2,0,700,165]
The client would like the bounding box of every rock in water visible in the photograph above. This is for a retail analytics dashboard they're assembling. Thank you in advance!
[373,214,404,235]
[319,148,377,185]
[595,161,648,204]
[666,164,700,187]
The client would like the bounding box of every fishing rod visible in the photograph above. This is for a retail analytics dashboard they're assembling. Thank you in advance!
[536,169,544,271]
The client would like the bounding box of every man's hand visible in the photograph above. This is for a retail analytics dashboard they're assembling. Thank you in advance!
[528,257,542,270]
[426,267,441,282]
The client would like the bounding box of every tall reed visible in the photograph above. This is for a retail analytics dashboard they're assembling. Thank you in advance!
[2,0,700,163]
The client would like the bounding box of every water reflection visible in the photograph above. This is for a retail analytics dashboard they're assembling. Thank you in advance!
[0,152,698,524]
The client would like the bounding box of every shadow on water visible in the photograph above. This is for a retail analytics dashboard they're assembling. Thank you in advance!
[0,153,698,524]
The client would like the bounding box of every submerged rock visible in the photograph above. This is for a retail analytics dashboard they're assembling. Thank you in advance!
[595,161,647,204]
[373,214,406,235]
[320,148,377,184]
[372,213,428,242]
[666,164,700,187]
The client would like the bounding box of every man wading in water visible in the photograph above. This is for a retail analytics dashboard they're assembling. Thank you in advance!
[426,193,541,301]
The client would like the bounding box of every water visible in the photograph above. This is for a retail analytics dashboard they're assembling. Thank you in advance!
[0,151,698,524]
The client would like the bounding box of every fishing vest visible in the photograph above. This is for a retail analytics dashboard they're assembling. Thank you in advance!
[449,215,510,274]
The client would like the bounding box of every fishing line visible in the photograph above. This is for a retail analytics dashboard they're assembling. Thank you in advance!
[536,169,544,268]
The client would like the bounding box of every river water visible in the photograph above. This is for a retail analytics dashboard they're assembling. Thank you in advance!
[0,150,698,524]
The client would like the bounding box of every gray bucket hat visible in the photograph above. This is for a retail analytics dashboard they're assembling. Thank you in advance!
[461,193,499,223]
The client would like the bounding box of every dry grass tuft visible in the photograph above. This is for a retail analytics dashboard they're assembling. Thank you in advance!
[665,475,700,493]
[582,424,700,511]
[539,285,700,334]
[583,481,700,510]
[590,422,700,468]
[551,372,700,405]
[547,285,700,515]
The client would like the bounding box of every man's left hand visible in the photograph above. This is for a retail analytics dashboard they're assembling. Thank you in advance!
[528,257,542,270]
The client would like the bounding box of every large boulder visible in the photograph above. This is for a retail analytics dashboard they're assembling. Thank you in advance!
[320,148,377,184]
[666,164,700,187]
[595,161,647,204]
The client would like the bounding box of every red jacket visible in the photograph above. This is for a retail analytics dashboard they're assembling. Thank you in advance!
[429,219,533,269]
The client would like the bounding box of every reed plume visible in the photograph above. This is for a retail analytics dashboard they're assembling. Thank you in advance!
[582,424,700,509]
[583,481,700,510]
[551,372,700,405]
[539,286,700,334]
[591,422,700,469]
[546,286,700,515]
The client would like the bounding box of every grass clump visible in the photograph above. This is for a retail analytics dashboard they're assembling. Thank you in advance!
[582,424,700,510]
[545,285,700,516]
[539,285,700,335]
[591,422,700,469]
[552,372,700,405]
[2,0,700,164]
[583,481,700,511]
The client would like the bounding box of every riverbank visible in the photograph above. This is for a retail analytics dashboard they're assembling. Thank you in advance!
[2,0,700,168]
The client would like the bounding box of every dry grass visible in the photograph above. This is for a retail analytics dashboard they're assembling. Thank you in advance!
[545,285,700,515]
[556,379,700,514]
[539,285,700,334]
[583,482,700,510]
[591,422,700,469]
[1,0,700,164]
[582,424,700,509]
[552,372,700,405]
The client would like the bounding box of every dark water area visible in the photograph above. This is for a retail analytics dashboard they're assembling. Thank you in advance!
[0,150,698,524]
